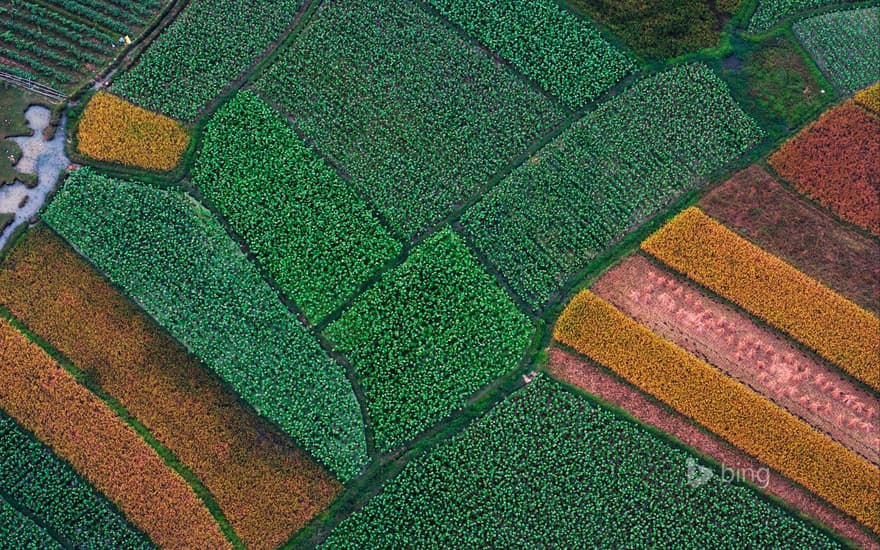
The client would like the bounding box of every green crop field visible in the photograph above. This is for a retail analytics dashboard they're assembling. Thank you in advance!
[461,64,763,310]
[0,497,61,550]
[326,229,533,452]
[424,0,635,108]
[255,0,563,238]
[322,376,842,548]
[112,0,301,121]
[0,412,154,549]
[748,0,844,33]
[0,0,165,92]
[793,6,880,93]
[43,169,367,480]
[193,91,401,323]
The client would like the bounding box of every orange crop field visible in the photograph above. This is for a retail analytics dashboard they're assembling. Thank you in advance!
[0,227,341,550]
[0,318,229,550]
[855,82,880,113]
[554,291,880,533]
[76,92,190,171]
[642,207,880,391]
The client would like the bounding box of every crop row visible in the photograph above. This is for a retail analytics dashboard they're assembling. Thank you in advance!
[641,207,880,391]
[112,0,301,121]
[855,82,880,113]
[769,102,879,235]
[325,228,533,452]
[322,375,844,548]
[254,0,563,238]
[699,165,880,315]
[460,63,763,310]
[44,168,368,480]
[0,319,228,550]
[0,226,341,550]
[0,0,160,91]
[554,291,880,534]
[193,91,401,322]
[0,495,61,550]
[0,411,153,549]
[748,0,842,33]
[424,0,634,108]
[593,254,879,463]
[793,6,880,94]
[77,92,189,171]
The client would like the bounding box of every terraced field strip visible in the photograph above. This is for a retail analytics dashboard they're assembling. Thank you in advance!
[593,254,879,463]
[700,165,880,314]
[642,207,880,391]
[0,226,342,550]
[769,102,880,236]
[0,318,230,550]
[555,291,880,533]
[545,347,880,550]
[43,168,368,480]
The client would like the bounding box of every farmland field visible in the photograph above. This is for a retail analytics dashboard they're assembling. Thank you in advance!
[0,318,229,550]
[325,229,533,452]
[748,0,843,33]
[856,81,880,112]
[0,0,166,92]
[545,347,880,550]
[593,254,879,463]
[554,291,880,533]
[193,91,401,323]
[642,207,880,391]
[0,226,342,550]
[254,0,563,238]
[769,102,880,235]
[322,375,843,548]
[461,64,762,310]
[423,0,635,108]
[43,168,368,480]
[0,411,154,549]
[0,495,61,549]
[700,165,880,313]
[793,6,880,93]
[112,0,302,121]
[566,0,741,58]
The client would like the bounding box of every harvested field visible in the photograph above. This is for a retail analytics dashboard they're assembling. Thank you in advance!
[546,347,880,550]
[0,318,230,550]
[554,291,880,533]
[642,207,880,391]
[700,166,880,314]
[0,226,341,550]
[769,102,880,235]
[593,254,879,463]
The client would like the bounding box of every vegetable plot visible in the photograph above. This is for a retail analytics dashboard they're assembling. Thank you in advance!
[193,91,401,323]
[424,0,634,108]
[322,376,843,548]
[0,411,154,549]
[748,0,841,33]
[793,7,880,94]
[325,229,533,452]
[44,169,368,480]
[255,0,562,238]
[112,0,301,121]
[461,64,762,310]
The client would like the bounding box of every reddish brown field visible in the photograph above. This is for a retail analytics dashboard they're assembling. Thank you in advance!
[0,318,230,550]
[593,254,879,464]
[546,346,879,550]
[0,227,341,550]
[700,165,880,314]
[769,102,880,235]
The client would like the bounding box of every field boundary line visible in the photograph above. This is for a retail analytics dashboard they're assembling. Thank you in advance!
[0,308,246,550]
